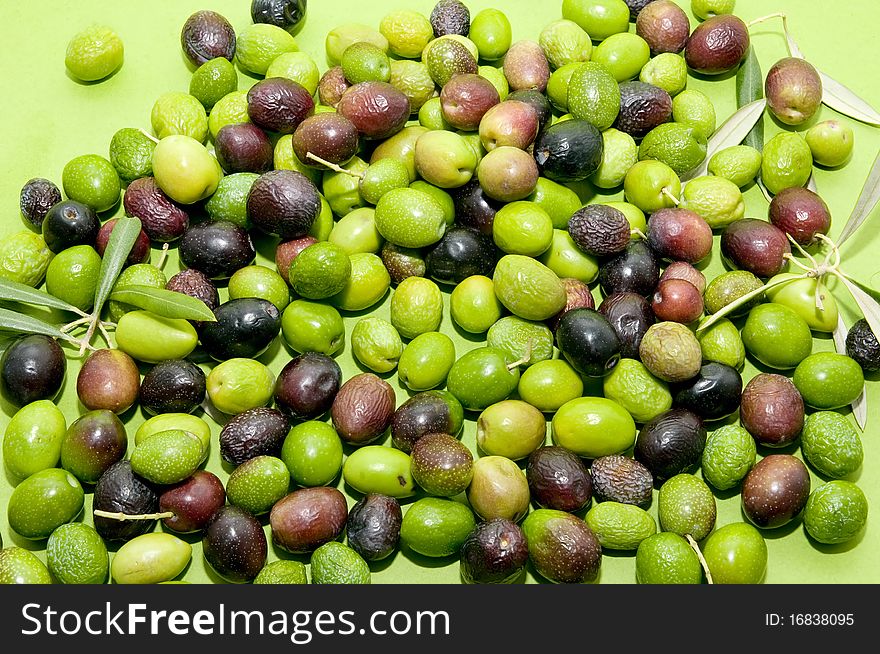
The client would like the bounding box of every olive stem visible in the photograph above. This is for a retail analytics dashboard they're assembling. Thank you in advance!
[97,321,113,347]
[155,242,170,270]
[746,12,786,28]
[660,187,680,206]
[306,152,364,178]
[696,272,812,333]
[138,128,161,145]
[685,534,713,585]
[60,316,91,333]
[94,509,174,521]
[507,339,534,371]
[77,315,100,356]
[630,227,647,241]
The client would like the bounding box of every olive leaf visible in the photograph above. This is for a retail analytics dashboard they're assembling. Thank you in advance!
[837,149,880,246]
[819,71,880,127]
[93,216,143,319]
[0,307,73,341]
[0,278,85,315]
[833,315,867,430]
[736,46,764,152]
[109,285,216,322]
[807,175,818,194]
[756,176,773,203]
[681,99,767,182]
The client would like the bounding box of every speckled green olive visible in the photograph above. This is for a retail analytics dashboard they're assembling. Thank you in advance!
[603,358,672,424]
[657,474,716,541]
[793,352,865,410]
[765,274,838,333]
[742,303,812,370]
[703,270,764,317]
[8,468,84,540]
[398,332,457,391]
[447,346,521,411]
[134,413,211,451]
[701,425,756,491]
[282,421,344,488]
[636,532,702,584]
[551,396,637,458]
[390,276,444,339]
[375,187,447,248]
[328,208,384,255]
[360,159,411,205]
[528,178,582,230]
[111,532,192,585]
[322,157,368,217]
[206,358,275,415]
[3,400,66,480]
[804,481,868,545]
[115,310,198,363]
[329,252,391,311]
[228,265,290,311]
[342,446,416,498]
[226,456,291,516]
[585,501,656,550]
[486,316,554,367]
[701,523,767,585]
[281,300,345,356]
[539,229,600,284]
[0,548,53,584]
[411,181,456,226]
[697,318,746,370]
[130,429,206,486]
[517,359,584,413]
[450,275,504,334]
[800,411,863,479]
[351,317,403,373]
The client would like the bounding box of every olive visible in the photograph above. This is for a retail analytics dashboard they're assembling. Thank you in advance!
[651,278,704,324]
[77,348,140,414]
[742,455,811,529]
[219,407,289,465]
[431,0,470,37]
[460,518,529,584]
[846,319,880,372]
[615,81,673,139]
[165,268,220,325]
[381,242,427,285]
[768,187,831,246]
[338,82,411,140]
[672,362,743,421]
[180,10,236,67]
[451,180,503,235]
[425,226,498,285]
[41,200,99,253]
[556,308,621,378]
[635,0,690,55]
[93,461,159,542]
[507,89,553,131]
[159,471,226,533]
[251,0,307,32]
[634,408,706,481]
[598,240,660,297]
[533,119,604,183]
[199,298,281,361]
[61,410,127,485]
[203,505,268,583]
[568,204,631,257]
[721,218,791,278]
[390,390,465,453]
[739,373,805,448]
[598,292,656,359]
[276,236,318,284]
[293,113,360,169]
[19,178,62,229]
[318,66,350,108]
[96,219,151,266]
[647,208,713,264]
[590,455,654,507]
[122,177,189,243]
[138,359,206,415]
[331,373,396,446]
[215,123,273,174]
[247,170,321,240]
[346,493,402,562]
[179,220,255,280]
[441,74,500,131]
[247,77,315,135]
[527,446,592,512]
[685,14,750,75]
[270,487,348,553]
[0,335,65,407]
[274,352,342,421]
[549,278,596,332]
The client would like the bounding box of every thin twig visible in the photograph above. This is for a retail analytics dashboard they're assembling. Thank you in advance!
[306,152,363,177]
[155,242,169,270]
[94,509,174,521]
[686,534,714,585]
[661,188,680,206]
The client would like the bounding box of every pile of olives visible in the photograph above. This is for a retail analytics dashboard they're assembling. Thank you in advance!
[0,0,873,586]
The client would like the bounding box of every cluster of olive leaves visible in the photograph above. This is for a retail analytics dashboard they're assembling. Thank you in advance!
[686,12,880,428]
[0,216,215,356]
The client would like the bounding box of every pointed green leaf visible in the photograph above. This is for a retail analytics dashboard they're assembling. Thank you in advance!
[109,285,217,322]
[736,46,764,152]
[0,277,84,314]
[93,216,143,317]
[832,314,866,430]
[0,307,69,340]
[682,99,767,182]
[819,71,880,126]
[837,149,880,246]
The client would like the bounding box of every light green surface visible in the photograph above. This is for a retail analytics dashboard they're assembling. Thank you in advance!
[1,0,879,584]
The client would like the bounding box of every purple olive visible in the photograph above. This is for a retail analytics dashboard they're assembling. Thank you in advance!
[742,455,810,529]
[274,352,342,421]
[331,373,396,446]
[636,0,691,55]
[203,505,268,583]
[634,408,706,481]
[685,14,749,75]
[337,82,411,140]
[123,177,189,242]
[292,113,360,169]
[346,494,402,561]
[765,57,823,126]
[20,178,62,228]
[616,81,673,139]
[247,170,321,240]
[179,220,255,280]
[219,407,290,465]
[451,179,502,235]
[215,123,273,174]
[721,218,791,278]
[160,471,226,533]
[270,487,348,553]
[181,10,236,67]
[768,187,831,246]
[0,335,65,407]
[460,518,528,584]
[740,373,804,447]
[527,446,592,512]
[647,208,713,264]
[248,77,314,134]
[96,219,151,266]
[598,240,661,297]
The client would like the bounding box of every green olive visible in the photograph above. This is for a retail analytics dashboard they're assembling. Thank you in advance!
[592,33,651,82]
[492,201,554,257]
[328,207,385,255]
[793,352,865,410]
[342,446,416,497]
[470,9,513,61]
[551,396,636,458]
[741,303,812,369]
[765,274,838,333]
[281,300,345,356]
[528,177,583,230]
[517,359,584,413]
[351,317,403,373]
[397,332,457,391]
[450,275,504,334]
[115,311,198,363]
[539,229,600,284]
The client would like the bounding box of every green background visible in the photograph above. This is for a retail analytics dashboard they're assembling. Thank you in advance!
[1,0,879,584]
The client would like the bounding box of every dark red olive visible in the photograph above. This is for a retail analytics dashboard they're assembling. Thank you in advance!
[61,410,127,485]
[160,470,226,533]
[220,407,289,465]
[318,66,350,108]
[615,81,673,139]
[634,408,706,481]
[549,278,596,332]
[451,179,502,236]
[672,362,743,421]
[647,208,713,264]
[96,218,151,266]
[138,359,206,415]
[292,113,360,169]
[391,390,464,453]
[460,518,529,584]
[0,334,65,407]
[721,218,791,278]
[598,292,656,359]
[636,0,691,55]
[337,82,411,140]
[685,14,750,75]
[598,240,660,297]
[768,187,831,246]
[180,10,236,67]
[179,220,255,280]
[739,373,804,447]
[123,177,189,243]
[165,269,220,314]
[331,373,396,446]
[346,493,402,561]
[381,243,427,286]
[203,505,268,583]
[247,170,321,240]
[214,123,273,174]
[742,455,810,529]
[651,278,704,324]
[270,486,348,553]
[527,446,592,512]
[274,352,342,421]
[248,77,315,134]
[276,236,318,285]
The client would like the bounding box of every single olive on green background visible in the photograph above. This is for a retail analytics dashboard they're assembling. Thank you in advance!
[793,352,865,410]
[551,396,637,458]
[3,400,67,480]
[282,421,344,488]
[351,317,404,373]
[281,300,346,356]
[517,359,584,413]
[450,275,504,334]
[701,522,767,585]
[741,303,813,370]
[397,331,457,391]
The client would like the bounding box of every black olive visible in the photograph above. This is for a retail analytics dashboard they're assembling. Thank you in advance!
[138,359,206,415]
[634,408,707,481]
[556,308,621,378]
[533,119,604,183]
[179,221,255,280]
[346,494,402,562]
[425,227,498,285]
[672,362,743,421]
[219,407,290,465]
[251,0,307,31]
[598,240,661,297]
[93,461,159,542]
[598,292,656,359]
[199,298,281,361]
[0,335,65,407]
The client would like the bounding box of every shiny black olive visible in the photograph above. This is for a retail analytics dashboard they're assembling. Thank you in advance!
[0,335,65,407]
[598,292,656,360]
[179,221,256,280]
[556,308,621,378]
[199,298,281,361]
[138,359,207,415]
[598,240,660,297]
[634,408,706,481]
[672,362,743,421]
[425,227,498,285]
[533,119,604,183]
